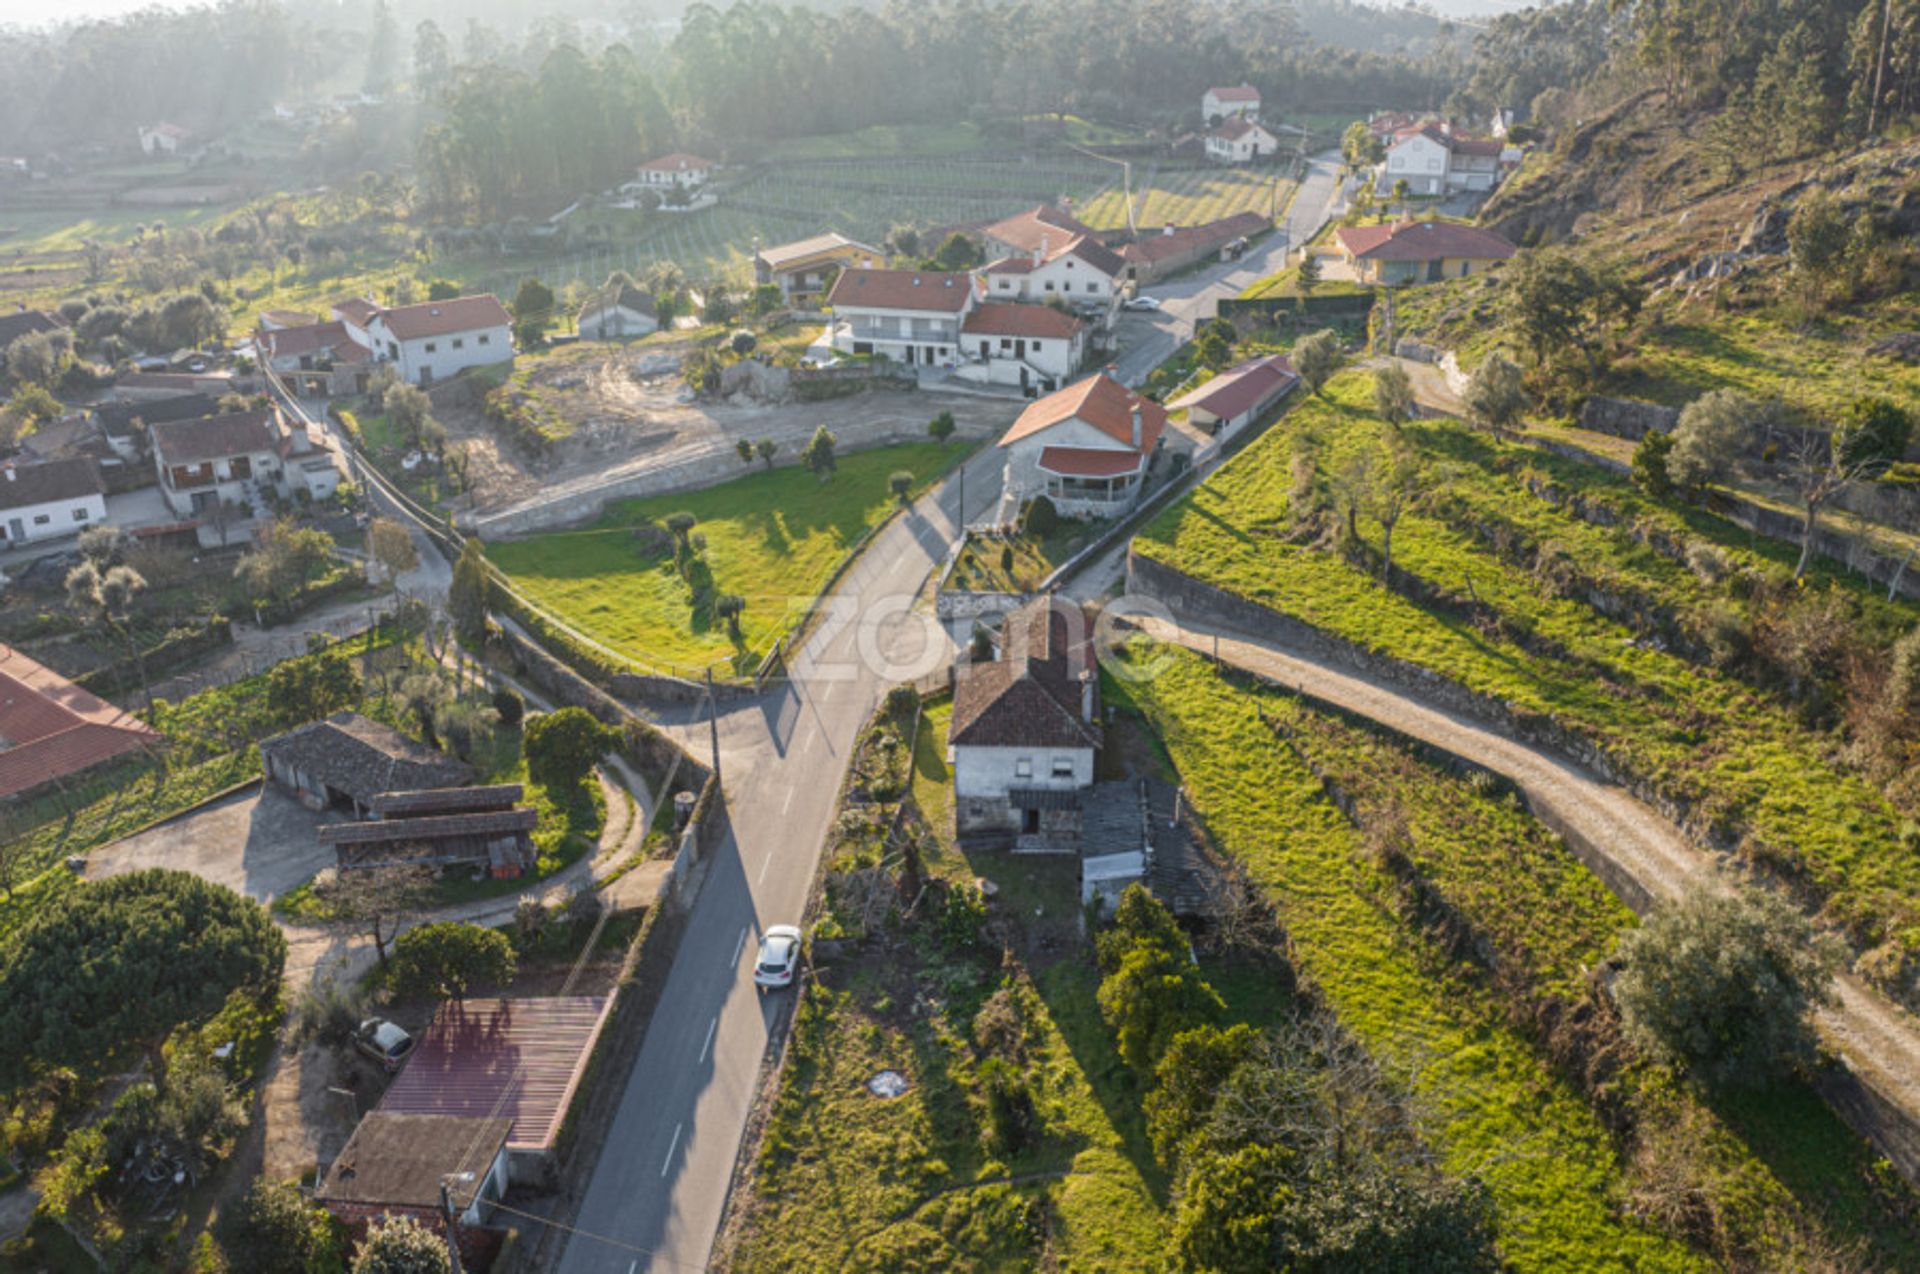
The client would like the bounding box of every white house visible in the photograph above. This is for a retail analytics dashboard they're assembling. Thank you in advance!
[1203,85,1261,122]
[1380,125,1505,196]
[997,373,1167,518]
[576,283,659,339]
[0,458,105,548]
[632,153,717,189]
[825,268,975,366]
[1490,107,1515,140]
[957,302,1086,394]
[138,123,190,155]
[1205,117,1282,164]
[150,407,340,519]
[981,234,1125,312]
[1168,354,1298,440]
[354,294,514,386]
[950,597,1102,841]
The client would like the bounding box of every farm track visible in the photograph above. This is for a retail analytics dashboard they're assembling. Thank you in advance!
[1130,614,1920,1172]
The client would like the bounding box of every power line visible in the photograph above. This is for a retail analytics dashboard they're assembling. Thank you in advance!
[483,1196,712,1272]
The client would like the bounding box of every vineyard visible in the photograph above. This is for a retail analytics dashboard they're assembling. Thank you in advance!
[1078,163,1292,230]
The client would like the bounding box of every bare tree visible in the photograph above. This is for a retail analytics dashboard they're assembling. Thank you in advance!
[313,864,437,966]
[1779,419,1884,580]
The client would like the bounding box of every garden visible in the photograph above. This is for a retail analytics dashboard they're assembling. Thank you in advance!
[1136,369,1920,1004]
[487,438,974,673]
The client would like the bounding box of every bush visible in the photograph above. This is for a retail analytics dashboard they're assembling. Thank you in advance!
[491,686,525,729]
[291,979,364,1048]
[217,1179,333,1274]
[978,1057,1038,1154]
[1022,495,1059,539]
[389,922,517,1002]
[352,1214,449,1273]
[1613,886,1842,1088]
[1631,429,1675,499]
[525,706,613,792]
[885,684,919,717]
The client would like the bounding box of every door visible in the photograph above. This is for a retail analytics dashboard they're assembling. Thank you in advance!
[1023,808,1041,834]
[6,517,21,542]
[1014,338,1026,360]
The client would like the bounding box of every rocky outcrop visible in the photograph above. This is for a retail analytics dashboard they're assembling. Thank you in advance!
[1577,395,1679,441]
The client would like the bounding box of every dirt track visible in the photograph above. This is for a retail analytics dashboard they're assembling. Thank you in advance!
[1132,614,1920,1173]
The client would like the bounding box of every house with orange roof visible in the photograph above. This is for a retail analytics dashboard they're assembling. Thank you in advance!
[1333,219,1516,284]
[631,153,718,189]
[825,268,975,366]
[997,373,1167,517]
[0,644,161,801]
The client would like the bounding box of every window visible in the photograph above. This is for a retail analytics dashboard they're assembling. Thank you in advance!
[71,507,89,522]
[452,338,465,350]
[32,513,49,525]
[1065,260,1074,269]
[1044,282,1055,292]
[998,279,1012,291]
[1051,757,1075,778]
[1031,342,1042,353]
[1001,338,1012,351]
[1087,283,1098,293]
[478,334,491,346]
[424,342,438,353]
[1014,758,1033,779]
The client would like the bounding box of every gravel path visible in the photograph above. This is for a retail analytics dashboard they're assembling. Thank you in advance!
[1133,614,1920,1159]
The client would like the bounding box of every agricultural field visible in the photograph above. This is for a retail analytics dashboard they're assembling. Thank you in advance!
[1111,642,1920,1269]
[486,442,973,674]
[1135,371,1920,1000]
[1079,165,1292,232]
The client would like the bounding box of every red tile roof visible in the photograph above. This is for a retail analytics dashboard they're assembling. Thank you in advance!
[151,409,282,466]
[826,268,974,313]
[983,206,1100,254]
[1120,212,1269,265]
[984,231,1126,280]
[1394,125,1504,158]
[1036,446,1146,478]
[1207,85,1261,102]
[375,295,512,342]
[1001,373,1168,455]
[961,302,1085,340]
[260,320,370,363]
[1335,219,1516,263]
[375,997,612,1153]
[1169,355,1298,421]
[332,296,378,327]
[0,645,161,800]
[1210,118,1273,142]
[951,599,1102,751]
[638,152,717,173]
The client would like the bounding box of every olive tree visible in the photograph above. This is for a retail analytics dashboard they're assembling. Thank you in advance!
[1461,353,1528,434]
[1668,389,1762,492]
[1291,329,1342,397]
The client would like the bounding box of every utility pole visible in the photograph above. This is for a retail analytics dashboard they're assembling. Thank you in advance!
[705,666,722,785]
[440,1176,468,1274]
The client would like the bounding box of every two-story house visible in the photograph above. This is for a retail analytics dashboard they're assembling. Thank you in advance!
[1203,85,1261,122]
[957,302,1087,394]
[980,233,1126,312]
[981,205,1101,262]
[753,233,884,306]
[1381,125,1505,196]
[950,596,1103,841]
[0,458,105,547]
[632,153,717,189]
[150,407,340,518]
[256,319,375,397]
[352,295,514,387]
[825,268,975,366]
[1205,117,1282,164]
[997,373,1167,518]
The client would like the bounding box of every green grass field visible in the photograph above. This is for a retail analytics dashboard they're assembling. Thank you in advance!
[1112,643,1920,1268]
[488,442,973,672]
[1136,371,1920,978]
[1237,264,1372,299]
[1079,166,1289,231]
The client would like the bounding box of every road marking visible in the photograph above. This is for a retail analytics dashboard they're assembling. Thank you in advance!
[758,851,773,885]
[698,1015,718,1064]
[781,786,796,815]
[731,927,748,967]
[661,1122,683,1176]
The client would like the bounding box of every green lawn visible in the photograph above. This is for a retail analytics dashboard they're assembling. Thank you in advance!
[1080,167,1288,232]
[1237,265,1372,300]
[946,521,1109,594]
[1136,371,1920,975]
[488,442,974,673]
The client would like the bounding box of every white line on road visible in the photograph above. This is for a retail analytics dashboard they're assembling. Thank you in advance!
[730,927,747,967]
[698,1015,718,1064]
[661,1122,683,1177]
[757,851,773,885]
[782,786,796,815]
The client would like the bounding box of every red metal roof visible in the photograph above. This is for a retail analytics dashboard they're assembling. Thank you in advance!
[376,997,611,1153]
[0,645,160,800]
[1121,212,1269,265]
[1169,355,1299,421]
[1036,446,1146,478]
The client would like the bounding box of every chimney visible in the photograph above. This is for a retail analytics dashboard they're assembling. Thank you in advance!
[3,466,14,482]
[1131,402,1143,448]
[1162,224,1174,237]
[1034,235,1047,267]
[1081,670,1094,722]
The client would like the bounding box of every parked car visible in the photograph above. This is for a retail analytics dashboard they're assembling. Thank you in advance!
[354,1018,415,1072]
[1123,295,1162,312]
[753,925,804,989]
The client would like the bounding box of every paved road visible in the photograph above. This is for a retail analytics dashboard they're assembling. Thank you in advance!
[1109,149,1347,388]
[554,444,1008,1273]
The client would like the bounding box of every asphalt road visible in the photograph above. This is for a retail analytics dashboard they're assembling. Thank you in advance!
[1108,148,1347,387]
[553,444,1008,1273]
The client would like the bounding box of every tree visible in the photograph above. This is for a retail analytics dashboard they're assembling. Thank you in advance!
[66,559,152,709]
[1295,252,1321,297]
[236,519,335,605]
[218,1179,332,1274]
[1632,429,1676,499]
[363,0,399,96]
[4,330,62,385]
[801,425,837,480]
[1170,1142,1296,1272]
[928,411,956,444]
[736,438,755,465]
[0,870,284,1088]
[1391,177,1412,217]
[664,510,698,552]
[1462,353,1528,434]
[729,328,756,355]
[1783,405,1891,578]
[1341,120,1385,171]
[1099,940,1223,1073]
[314,865,437,967]
[512,277,556,345]
[1195,323,1235,372]
[1503,248,1644,384]
[352,1214,450,1274]
[1614,886,1842,1087]
[525,706,612,792]
[390,922,516,1001]
[1023,493,1060,539]
[449,537,491,642]
[1291,329,1342,397]
[491,686,525,729]
[889,470,915,504]
[386,383,438,452]
[715,593,746,640]
[1372,363,1415,426]
[267,649,361,726]
[756,438,779,470]
[1787,191,1852,303]
[1146,1023,1260,1168]
[1668,389,1761,491]
[932,232,981,270]
[1837,395,1913,471]
[369,517,421,586]
[1354,438,1422,582]
[412,19,452,102]
[427,279,460,302]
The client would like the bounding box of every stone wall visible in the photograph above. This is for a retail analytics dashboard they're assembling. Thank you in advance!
[1577,395,1681,442]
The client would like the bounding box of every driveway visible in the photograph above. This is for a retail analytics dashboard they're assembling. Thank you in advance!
[82,783,332,907]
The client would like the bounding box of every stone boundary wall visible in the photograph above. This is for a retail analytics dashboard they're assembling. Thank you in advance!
[1577,395,1681,442]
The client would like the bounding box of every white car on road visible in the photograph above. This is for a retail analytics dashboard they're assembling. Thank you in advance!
[1123,295,1162,312]
[753,925,804,989]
